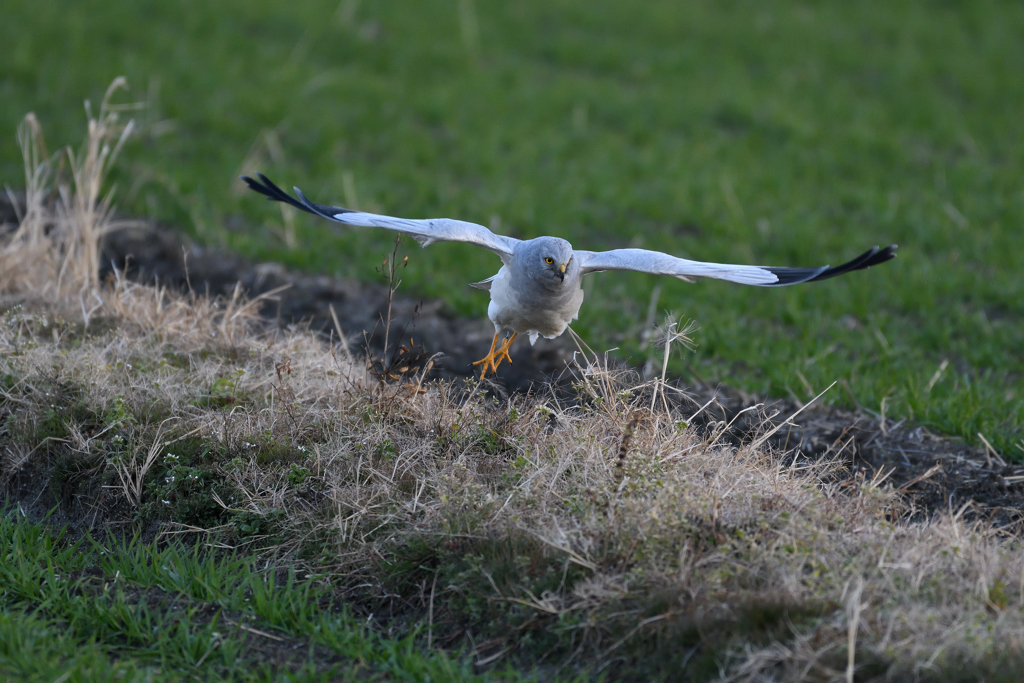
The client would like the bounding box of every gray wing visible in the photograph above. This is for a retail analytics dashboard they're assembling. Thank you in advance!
[576,245,897,287]
[242,173,519,262]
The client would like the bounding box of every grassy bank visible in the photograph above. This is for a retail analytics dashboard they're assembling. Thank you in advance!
[1,0,1021,451]
[3,100,1024,680]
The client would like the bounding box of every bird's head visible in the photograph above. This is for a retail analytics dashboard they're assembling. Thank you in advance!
[521,236,576,288]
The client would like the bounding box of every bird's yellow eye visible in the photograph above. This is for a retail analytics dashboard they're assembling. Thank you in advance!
[545,257,554,264]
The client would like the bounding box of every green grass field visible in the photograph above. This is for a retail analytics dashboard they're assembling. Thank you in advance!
[0,510,533,681]
[2,0,1021,452]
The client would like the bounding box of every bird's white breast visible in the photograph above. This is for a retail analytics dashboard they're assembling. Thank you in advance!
[486,266,584,344]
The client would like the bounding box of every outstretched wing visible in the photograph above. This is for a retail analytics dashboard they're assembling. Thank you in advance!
[242,173,519,262]
[576,245,897,287]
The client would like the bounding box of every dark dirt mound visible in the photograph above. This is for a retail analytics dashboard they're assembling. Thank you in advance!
[2,194,1022,520]
[700,386,1024,525]
[98,220,578,394]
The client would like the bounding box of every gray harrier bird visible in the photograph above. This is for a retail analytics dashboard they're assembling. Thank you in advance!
[243,173,896,377]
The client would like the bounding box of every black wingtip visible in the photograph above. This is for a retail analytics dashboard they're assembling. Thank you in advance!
[240,172,356,221]
[240,172,306,211]
[762,244,898,287]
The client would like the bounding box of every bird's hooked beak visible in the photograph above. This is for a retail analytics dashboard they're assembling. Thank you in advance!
[558,260,568,281]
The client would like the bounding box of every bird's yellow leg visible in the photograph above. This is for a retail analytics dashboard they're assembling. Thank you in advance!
[495,332,517,366]
[471,332,517,378]
[471,332,502,378]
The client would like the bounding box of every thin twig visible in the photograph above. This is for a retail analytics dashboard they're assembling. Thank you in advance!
[751,381,837,450]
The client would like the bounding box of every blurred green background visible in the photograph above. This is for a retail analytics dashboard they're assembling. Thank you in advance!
[2,0,1021,450]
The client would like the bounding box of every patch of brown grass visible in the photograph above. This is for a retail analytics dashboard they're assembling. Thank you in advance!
[3,80,1024,681]
[2,78,137,305]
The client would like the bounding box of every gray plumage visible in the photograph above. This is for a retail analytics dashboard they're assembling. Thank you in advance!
[243,173,897,350]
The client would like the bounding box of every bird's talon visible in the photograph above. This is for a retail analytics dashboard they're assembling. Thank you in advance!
[472,332,517,378]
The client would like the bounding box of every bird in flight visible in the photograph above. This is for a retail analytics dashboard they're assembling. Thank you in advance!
[243,173,896,377]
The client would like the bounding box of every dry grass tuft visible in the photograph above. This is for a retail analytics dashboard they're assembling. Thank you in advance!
[2,78,137,304]
[3,81,1024,680]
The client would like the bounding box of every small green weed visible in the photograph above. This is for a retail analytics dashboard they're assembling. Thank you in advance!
[286,463,311,487]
